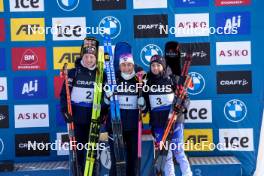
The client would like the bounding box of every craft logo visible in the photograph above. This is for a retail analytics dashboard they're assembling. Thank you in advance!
[13,77,47,99]
[134,14,168,38]
[53,47,81,70]
[52,17,86,41]
[184,100,212,123]
[9,0,44,12]
[14,104,49,128]
[99,16,121,39]
[0,48,5,70]
[11,18,45,41]
[15,133,50,156]
[216,12,251,35]
[215,0,251,6]
[93,0,126,10]
[0,19,5,41]
[187,72,205,95]
[224,99,247,123]
[0,0,3,12]
[54,76,64,99]
[133,0,167,9]
[184,129,213,151]
[0,105,9,128]
[0,77,7,100]
[180,43,210,65]
[0,138,4,155]
[175,0,209,7]
[217,71,252,94]
[140,44,163,67]
[12,47,46,71]
[56,133,69,156]
[216,41,251,65]
[57,0,79,11]
[174,13,209,37]
[219,128,253,151]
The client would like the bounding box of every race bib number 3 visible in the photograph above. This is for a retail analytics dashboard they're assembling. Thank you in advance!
[149,93,174,109]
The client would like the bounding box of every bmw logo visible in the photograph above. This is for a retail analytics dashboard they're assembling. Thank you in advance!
[224,99,247,123]
[140,44,163,67]
[57,0,79,11]
[99,16,121,39]
[187,72,205,95]
[0,138,4,155]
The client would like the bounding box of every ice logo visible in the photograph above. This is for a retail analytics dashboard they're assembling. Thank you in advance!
[224,99,247,123]
[57,0,79,11]
[187,72,205,95]
[99,16,121,39]
[140,44,163,67]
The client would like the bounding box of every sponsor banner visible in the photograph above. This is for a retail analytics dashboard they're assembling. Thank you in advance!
[0,105,9,128]
[184,129,214,151]
[0,0,3,12]
[133,0,167,9]
[175,0,209,7]
[56,132,69,156]
[15,133,50,156]
[216,41,251,65]
[54,76,64,99]
[92,0,126,10]
[184,100,212,123]
[215,0,251,6]
[180,42,210,65]
[224,99,247,123]
[140,44,163,67]
[53,47,81,70]
[219,128,254,151]
[134,14,168,38]
[0,48,5,70]
[13,76,47,99]
[0,18,5,41]
[175,13,209,37]
[187,72,206,95]
[99,16,122,39]
[215,12,251,35]
[57,0,79,11]
[14,104,49,128]
[10,18,45,41]
[0,77,8,100]
[52,17,86,41]
[217,71,252,94]
[9,0,44,12]
[12,47,47,71]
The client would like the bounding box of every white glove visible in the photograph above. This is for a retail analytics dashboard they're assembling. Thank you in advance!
[138,97,146,110]
[105,90,113,99]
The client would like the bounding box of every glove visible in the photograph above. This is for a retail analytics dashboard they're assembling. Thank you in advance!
[173,96,190,114]
[138,97,146,110]
[62,111,73,123]
[105,89,113,99]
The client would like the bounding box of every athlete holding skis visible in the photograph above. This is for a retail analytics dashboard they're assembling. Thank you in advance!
[104,53,145,176]
[60,37,106,175]
[144,55,192,176]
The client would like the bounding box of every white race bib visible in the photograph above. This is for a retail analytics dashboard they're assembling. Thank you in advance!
[71,87,94,103]
[118,95,138,110]
[149,93,174,110]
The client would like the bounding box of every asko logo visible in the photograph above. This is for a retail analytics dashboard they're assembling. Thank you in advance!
[0,77,7,100]
[12,47,46,70]
[175,0,209,7]
[217,71,252,94]
[0,19,5,41]
[216,41,251,65]
[52,17,86,41]
[10,18,45,41]
[219,128,254,151]
[134,14,168,38]
[14,104,49,128]
[184,100,212,123]
[15,133,50,156]
[215,12,251,35]
[175,13,209,37]
[0,48,5,70]
[133,0,167,9]
[13,76,47,99]
[184,129,213,151]
[53,47,81,70]
[0,105,9,128]
[9,0,44,12]
[215,0,251,6]
[180,42,210,66]
[93,0,126,10]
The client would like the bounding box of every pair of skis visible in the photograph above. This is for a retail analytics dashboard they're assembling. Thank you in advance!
[103,36,127,176]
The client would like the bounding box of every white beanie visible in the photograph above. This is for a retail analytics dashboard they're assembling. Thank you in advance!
[119,53,134,65]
